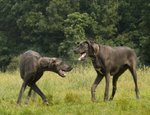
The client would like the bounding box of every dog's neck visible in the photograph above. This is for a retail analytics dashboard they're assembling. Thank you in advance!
[38,57,51,71]
[89,43,100,59]
[89,44,105,70]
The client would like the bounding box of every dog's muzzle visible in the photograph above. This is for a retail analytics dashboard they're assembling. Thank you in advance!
[78,53,87,61]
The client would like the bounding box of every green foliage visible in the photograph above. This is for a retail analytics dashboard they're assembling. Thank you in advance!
[64,12,97,37]
[140,36,150,65]
[17,11,48,33]
[0,0,150,72]
[7,56,19,72]
[59,12,97,59]
[97,0,120,39]
[0,32,11,72]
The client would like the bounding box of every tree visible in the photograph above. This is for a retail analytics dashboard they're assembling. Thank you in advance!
[59,12,97,59]
[139,1,150,65]
[0,0,150,72]
[0,32,11,72]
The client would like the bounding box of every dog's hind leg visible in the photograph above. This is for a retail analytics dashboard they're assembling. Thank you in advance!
[25,87,37,104]
[25,87,32,104]
[91,71,104,102]
[129,65,140,99]
[17,81,27,105]
[109,66,128,101]
[29,84,49,105]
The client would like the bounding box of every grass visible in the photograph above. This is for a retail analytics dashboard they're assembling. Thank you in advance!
[0,65,150,115]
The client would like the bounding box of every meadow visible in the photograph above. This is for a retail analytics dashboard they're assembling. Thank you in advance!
[0,65,150,115]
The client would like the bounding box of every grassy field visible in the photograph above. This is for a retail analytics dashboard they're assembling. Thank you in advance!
[0,65,150,115]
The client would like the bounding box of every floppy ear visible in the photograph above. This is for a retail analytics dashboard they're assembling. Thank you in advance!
[85,40,99,56]
[50,58,56,65]
[51,58,62,65]
[91,43,99,56]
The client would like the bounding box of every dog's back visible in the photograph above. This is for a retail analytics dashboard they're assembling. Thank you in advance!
[98,45,137,75]
[112,46,137,67]
[19,50,41,79]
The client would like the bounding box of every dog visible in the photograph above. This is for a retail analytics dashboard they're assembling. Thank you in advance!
[74,40,139,102]
[17,50,72,105]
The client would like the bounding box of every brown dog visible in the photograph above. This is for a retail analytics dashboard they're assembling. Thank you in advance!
[17,50,72,105]
[74,40,139,102]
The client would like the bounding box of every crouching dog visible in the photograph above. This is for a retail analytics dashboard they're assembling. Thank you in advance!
[17,50,72,105]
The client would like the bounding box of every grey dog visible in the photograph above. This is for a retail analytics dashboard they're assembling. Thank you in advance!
[17,50,72,105]
[74,40,139,102]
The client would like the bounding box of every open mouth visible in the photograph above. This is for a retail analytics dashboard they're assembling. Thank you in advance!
[58,70,66,77]
[59,70,66,77]
[78,52,87,61]
[58,66,72,77]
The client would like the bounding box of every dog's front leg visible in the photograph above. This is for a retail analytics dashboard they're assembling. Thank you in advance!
[104,73,110,101]
[91,73,103,102]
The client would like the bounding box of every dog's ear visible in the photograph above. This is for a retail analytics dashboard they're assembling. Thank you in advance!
[51,58,62,65]
[91,43,99,56]
[50,58,57,65]
[85,40,99,56]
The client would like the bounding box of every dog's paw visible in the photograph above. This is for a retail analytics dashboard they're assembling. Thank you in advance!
[43,101,49,106]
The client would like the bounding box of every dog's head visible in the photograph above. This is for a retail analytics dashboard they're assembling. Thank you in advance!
[74,40,99,61]
[39,57,72,77]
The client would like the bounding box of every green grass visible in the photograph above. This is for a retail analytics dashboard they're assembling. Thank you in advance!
[0,66,150,115]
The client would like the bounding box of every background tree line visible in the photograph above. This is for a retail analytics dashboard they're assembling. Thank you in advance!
[0,0,149,72]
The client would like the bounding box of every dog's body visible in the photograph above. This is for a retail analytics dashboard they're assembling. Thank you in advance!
[74,41,139,101]
[17,50,72,105]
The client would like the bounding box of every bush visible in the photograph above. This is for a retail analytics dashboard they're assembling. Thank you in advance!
[7,56,19,72]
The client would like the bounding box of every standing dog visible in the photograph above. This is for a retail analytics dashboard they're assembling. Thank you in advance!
[17,50,72,105]
[74,40,139,102]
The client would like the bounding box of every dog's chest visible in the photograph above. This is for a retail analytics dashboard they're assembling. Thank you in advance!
[92,57,103,68]
[31,71,43,82]
[92,58,105,74]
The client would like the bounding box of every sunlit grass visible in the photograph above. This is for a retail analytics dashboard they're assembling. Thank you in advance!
[0,66,150,115]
